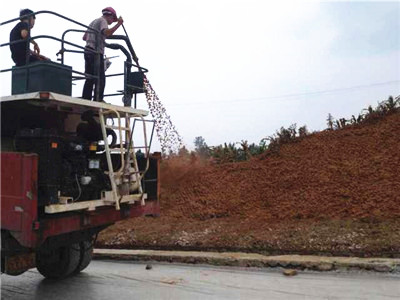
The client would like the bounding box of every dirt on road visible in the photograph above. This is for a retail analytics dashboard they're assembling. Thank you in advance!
[97,111,400,257]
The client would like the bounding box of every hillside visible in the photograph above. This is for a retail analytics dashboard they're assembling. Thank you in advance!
[97,111,400,257]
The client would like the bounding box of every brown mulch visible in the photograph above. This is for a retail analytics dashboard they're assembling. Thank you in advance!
[97,111,400,257]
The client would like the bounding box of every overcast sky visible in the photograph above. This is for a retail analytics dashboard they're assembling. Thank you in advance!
[1,0,399,151]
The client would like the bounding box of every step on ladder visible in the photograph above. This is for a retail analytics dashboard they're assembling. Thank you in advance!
[98,108,149,210]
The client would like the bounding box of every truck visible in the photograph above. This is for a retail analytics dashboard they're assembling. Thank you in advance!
[1,10,160,279]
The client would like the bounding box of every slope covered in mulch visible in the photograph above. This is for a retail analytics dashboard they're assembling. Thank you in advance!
[97,111,400,257]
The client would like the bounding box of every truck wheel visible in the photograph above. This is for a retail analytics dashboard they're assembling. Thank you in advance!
[36,243,80,279]
[74,240,93,274]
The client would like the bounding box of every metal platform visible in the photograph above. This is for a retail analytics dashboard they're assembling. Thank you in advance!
[44,193,147,214]
[0,92,149,117]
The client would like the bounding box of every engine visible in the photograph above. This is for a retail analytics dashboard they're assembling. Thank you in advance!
[15,128,112,206]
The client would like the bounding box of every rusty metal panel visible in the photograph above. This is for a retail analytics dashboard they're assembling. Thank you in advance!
[4,252,35,275]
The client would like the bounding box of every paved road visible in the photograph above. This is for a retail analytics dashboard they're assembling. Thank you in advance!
[1,260,399,299]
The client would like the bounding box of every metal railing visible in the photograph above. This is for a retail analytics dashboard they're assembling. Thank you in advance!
[0,10,147,106]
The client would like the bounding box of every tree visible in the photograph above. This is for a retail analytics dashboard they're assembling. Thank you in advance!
[178,146,189,157]
[326,113,334,130]
[194,136,209,158]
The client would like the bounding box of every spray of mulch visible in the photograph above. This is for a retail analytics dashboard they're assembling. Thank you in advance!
[120,22,183,154]
[143,76,184,154]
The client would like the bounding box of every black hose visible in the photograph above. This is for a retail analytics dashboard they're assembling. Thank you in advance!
[105,43,132,64]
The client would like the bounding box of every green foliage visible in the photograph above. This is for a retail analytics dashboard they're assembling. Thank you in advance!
[174,95,399,163]
[210,142,237,163]
[326,113,334,130]
[327,95,399,129]
[298,125,309,138]
[249,139,268,155]
[194,136,210,158]
[263,123,308,155]
[178,146,190,157]
[204,124,309,163]
[207,139,268,163]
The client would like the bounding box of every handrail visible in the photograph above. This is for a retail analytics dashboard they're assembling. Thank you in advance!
[60,29,90,64]
[106,35,140,70]
[1,35,91,52]
[0,10,103,99]
[98,108,120,210]
[0,10,148,106]
[105,43,132,64]
[124,60,149,73]
[132,119,155,152]
[1,10,98,32]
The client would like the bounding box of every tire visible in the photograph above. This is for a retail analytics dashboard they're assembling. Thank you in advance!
[74,240,93,274]
[36,243,80,279]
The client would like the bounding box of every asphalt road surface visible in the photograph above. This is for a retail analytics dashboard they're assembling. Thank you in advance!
[1,260,399,299]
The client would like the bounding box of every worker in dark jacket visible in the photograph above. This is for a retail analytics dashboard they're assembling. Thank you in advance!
[82,7,124,101]
[9,9,41,66]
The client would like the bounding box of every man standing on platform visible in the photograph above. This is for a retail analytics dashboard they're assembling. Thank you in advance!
[82,7,124,101]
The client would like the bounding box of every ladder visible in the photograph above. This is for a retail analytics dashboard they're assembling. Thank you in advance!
[98,108,147,210]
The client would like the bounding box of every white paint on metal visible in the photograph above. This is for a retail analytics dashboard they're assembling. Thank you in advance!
[0,92,148,116]
[44,193,146,214]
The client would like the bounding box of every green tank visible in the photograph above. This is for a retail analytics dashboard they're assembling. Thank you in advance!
[12,61,72,96]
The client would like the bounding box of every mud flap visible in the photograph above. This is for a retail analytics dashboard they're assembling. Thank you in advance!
[4,252,35,276]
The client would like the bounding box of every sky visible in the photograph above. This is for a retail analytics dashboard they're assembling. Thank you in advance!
[0,0,399,151]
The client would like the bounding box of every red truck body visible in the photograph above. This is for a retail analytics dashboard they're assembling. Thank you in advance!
[1,151,160,277]
[1,152,160,250]
[1,10,159,278]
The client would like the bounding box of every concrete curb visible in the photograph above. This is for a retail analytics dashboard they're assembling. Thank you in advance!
[93,249,400,273]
